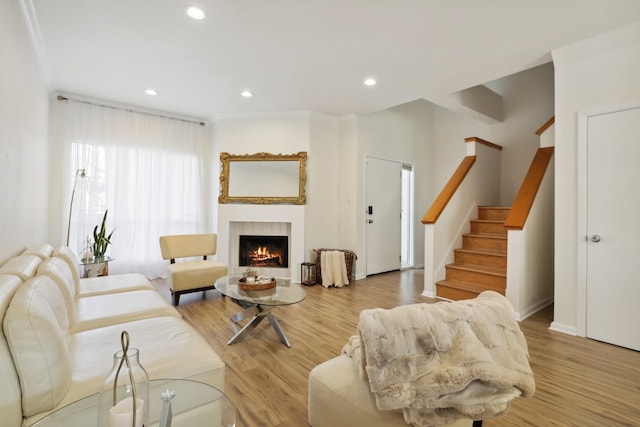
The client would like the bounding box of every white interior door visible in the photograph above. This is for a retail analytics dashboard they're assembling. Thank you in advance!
[586,107,640,351]
[366,157,401,275]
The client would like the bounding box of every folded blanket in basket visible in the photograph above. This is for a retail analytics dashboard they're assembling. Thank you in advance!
[320,250,349,287]
[343,291,535,426]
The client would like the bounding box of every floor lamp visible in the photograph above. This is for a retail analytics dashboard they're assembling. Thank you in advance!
[66,168,86,246]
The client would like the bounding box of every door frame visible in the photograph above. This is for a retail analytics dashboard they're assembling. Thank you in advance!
[576,103,640,337]
[363,154,407,276]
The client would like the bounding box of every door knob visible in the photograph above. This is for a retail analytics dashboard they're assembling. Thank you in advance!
[368,219,374,224]
[590,235,601,243]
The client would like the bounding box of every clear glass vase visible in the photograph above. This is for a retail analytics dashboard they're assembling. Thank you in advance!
[98,347,149,427]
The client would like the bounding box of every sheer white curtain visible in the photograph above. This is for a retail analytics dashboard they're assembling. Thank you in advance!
[51,97,214,278]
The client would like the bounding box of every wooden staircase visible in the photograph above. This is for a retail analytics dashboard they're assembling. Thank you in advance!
[436,206,509,300]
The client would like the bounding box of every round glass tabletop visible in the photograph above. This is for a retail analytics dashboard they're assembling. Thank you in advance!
[215,276,306,306]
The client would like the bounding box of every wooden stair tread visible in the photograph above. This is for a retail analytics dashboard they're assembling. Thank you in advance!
[464,232,507,240]
[437,205,511,301]
[446,263,506,276]
[436,279,488,293]
[455,248,506,257]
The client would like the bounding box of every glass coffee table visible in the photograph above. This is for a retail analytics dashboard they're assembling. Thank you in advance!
[31,379,235,427]
[215,276,306,347]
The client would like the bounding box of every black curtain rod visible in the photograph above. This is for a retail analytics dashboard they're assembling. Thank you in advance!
[56,95,206,127]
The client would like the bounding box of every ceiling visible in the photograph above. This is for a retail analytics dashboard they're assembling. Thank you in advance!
[22,0,640,121]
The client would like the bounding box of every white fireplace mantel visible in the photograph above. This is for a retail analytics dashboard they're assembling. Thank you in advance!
[218,204,305,282]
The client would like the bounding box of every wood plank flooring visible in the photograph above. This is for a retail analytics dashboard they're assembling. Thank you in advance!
[154,269,640,426]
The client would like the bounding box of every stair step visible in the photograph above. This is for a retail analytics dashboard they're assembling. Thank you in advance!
[470,219,507,236]
[436,279,505,301]
[478,206,511,221]
[462,233,507,253]
[435,205,511,301]
[444,263,506,290]
[454,248,507,269]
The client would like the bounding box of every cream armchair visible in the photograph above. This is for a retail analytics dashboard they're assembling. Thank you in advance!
[159,234,228,305]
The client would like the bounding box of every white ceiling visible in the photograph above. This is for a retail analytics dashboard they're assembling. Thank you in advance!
[23,0,640,121]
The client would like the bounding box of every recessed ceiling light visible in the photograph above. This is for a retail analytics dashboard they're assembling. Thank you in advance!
[364,78,377,87]
[241,90,253,98]
[186,6,205,20]
[145,88,158,96]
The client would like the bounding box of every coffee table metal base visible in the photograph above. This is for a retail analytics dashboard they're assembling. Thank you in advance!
[229,304,291,347]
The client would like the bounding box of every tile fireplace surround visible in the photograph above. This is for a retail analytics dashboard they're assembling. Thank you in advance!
[217,205,305,281]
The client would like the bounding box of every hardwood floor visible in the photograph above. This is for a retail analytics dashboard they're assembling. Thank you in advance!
[155,270,640,426]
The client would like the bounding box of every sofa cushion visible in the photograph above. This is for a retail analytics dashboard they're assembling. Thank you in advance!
[0,275,24,427]
[78,273,154,296]
[3,276,72,418]
[54,246,155,296]
[38,257,180,332]
[37,257,77,323]
[70,290,181,332]
[0,255,42,281]
[21,244,54,260]
[52,246,82,289]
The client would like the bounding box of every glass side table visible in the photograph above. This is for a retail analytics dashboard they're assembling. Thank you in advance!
[31,378,235,427]
[79,256,114,278]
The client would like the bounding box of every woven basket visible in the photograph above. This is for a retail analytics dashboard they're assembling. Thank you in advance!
[313,248,357,285]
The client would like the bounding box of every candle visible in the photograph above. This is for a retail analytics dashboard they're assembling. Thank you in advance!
[246,276,255,284]
[109,397,145,427]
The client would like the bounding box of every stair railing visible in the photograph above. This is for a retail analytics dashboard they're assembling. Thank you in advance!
[421,137,502,298]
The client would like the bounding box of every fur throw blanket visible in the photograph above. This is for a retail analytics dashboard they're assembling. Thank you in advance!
[342,291,535,426]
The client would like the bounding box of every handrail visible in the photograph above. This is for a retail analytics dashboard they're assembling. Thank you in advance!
[464,136,503,151]
[504,147,554,230]
[535,117,555,136]
[422,156,476,224]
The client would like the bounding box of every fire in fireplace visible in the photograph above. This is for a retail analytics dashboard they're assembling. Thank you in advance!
[239,235,288,268]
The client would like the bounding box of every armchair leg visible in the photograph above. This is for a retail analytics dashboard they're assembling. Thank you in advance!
[170,290,181,306]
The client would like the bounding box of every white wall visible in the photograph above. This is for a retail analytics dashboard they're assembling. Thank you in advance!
[336,115,359,266]
[430,105,497,191]
[552,22,640,334]
[307,112,341,260]
[0,0,50,263]
[213,112,342,280]
[485,63,555,205]
[356,100,433,268]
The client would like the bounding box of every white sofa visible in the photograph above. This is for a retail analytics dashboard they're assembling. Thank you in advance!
[0,245,225,427]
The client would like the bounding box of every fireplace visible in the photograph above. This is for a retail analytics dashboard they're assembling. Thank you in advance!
[239,235,288,268]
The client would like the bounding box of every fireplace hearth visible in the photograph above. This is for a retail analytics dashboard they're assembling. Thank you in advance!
[239,235,288,268]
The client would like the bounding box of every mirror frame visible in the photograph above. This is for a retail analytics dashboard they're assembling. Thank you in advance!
[218,151,307,205]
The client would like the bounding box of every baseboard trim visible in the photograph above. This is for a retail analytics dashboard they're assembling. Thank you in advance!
[515,297,553,321]
[421,290,436,299]
[549,321,577,336]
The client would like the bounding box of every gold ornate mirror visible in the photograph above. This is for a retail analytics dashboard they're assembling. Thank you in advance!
[218,152,307,205]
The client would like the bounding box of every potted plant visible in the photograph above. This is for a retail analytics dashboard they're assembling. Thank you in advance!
[92,209,115,261]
